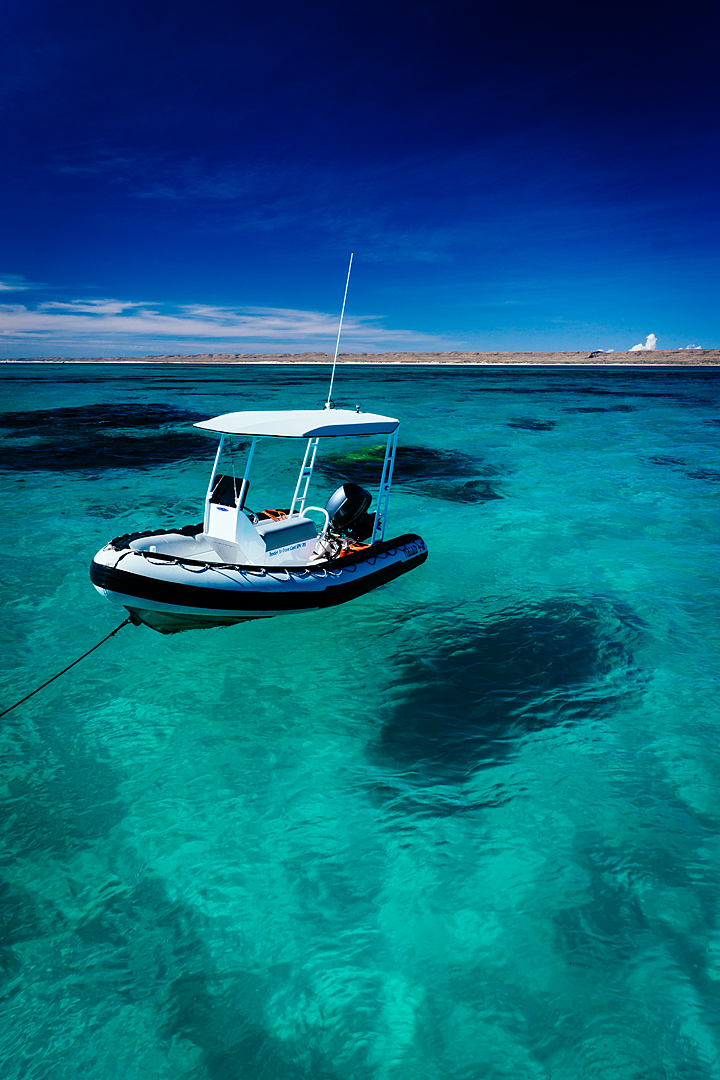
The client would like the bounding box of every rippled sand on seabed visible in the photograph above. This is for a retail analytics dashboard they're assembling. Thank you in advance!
[1,363,719,1080]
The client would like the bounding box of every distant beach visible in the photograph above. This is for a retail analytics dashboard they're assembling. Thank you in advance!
[2,350,719,366]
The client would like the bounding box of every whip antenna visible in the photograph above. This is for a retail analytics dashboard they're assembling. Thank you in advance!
[325,252,353,409]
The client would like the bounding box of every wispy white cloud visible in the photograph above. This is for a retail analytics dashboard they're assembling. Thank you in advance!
[39,298,146,315]
[0,274,47,292]
[0,293,446,355]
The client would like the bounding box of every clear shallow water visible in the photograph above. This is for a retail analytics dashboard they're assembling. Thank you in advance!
[1,363,719,1079]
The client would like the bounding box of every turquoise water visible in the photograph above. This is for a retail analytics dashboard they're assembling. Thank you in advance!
[1,363,719,1079]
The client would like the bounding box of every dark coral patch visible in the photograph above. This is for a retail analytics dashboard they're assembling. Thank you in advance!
[0,402,210,471]
[507,417,557,431]
[319,443,505,504]
[319,443,484,484]
[416,479,503,504]
[562,405,635,414]
[371,599,646,785]
[0,433,211,471]
[0,403,205,432]
[685,469,720,483]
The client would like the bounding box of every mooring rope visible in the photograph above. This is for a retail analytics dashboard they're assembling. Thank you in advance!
[0,616,133,718]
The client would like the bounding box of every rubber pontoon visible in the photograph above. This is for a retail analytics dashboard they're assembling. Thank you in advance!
[91,407,428,633]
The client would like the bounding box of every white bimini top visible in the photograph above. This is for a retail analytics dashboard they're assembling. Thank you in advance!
[194,408,399,439]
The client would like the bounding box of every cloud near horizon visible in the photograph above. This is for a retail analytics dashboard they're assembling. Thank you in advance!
[629,333,657,352]
[0,294,444,356]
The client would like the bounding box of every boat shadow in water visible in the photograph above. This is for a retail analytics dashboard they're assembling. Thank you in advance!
[0,403,211,471]
[367,598,647,807]
[319,443,506,504]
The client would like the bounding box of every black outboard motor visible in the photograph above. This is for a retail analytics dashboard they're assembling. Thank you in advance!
[325,483,374,540]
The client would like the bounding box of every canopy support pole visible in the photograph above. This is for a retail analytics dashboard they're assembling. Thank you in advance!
[290,437,319,517]
[204,435,225,532]
[372,429,397,543]
[240,436,258,505]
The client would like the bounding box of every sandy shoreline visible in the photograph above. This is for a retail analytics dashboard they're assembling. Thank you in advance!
[1,350,719,366]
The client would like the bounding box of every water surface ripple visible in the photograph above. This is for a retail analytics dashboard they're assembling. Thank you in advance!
[1,364,719,1079]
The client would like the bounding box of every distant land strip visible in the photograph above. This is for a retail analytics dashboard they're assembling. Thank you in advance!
[2,350,719,366]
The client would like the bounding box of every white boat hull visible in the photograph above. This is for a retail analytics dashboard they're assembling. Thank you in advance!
[90,526,428,633]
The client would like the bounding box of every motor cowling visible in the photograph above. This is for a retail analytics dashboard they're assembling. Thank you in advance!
[325,483,372,537]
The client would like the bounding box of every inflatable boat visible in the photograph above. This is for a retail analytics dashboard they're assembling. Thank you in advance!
[90,406,428,633]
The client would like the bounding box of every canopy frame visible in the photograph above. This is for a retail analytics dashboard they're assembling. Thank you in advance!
[202,426,398,546]
[372,429,398,544]
[194,408,399,440]
[289,437,320,517]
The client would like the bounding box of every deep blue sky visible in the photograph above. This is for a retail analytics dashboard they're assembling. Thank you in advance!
[1,0,718,355]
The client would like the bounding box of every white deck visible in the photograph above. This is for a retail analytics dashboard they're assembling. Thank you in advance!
[194,408,399,438]
[129,528,320,566]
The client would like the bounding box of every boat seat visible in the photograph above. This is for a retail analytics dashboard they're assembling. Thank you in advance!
[211,473,249,509]
[255,515,316,552]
